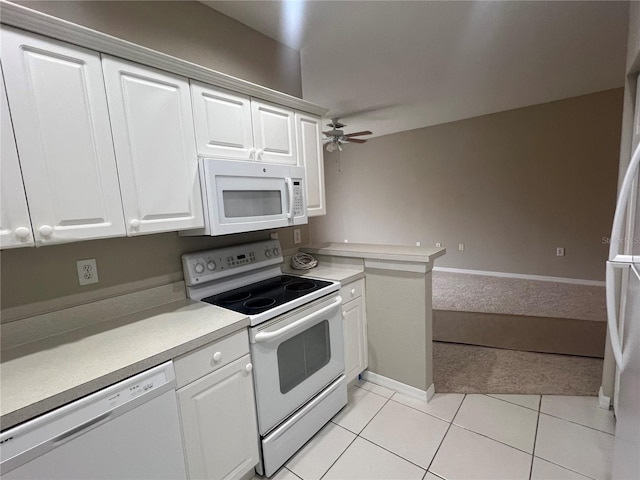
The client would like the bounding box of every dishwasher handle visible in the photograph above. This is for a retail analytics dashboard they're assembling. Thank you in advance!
[51,412,112,446]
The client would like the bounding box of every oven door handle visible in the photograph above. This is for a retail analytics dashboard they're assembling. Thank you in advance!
[254,296,342,343]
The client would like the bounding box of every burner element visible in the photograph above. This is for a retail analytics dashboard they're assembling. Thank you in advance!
[244,297,277,310]
[218,291,251,303]
[285,281,317,292]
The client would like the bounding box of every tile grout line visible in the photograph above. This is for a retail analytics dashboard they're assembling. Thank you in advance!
[317,392,393,480]
[284,467,303,480]
[537,411,615,435]
[316,432,359,480]
[531,456,600,480]
[388,394,464,423]
[484,393,541,412]
[355,435,428,475]
[425,393,468,475]
[528,395,542,480]
[344,391,432,475]
[449,422,537,456]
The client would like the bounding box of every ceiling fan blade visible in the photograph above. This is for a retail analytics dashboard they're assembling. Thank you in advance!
[344,131,372,137]
[345,138,367,144]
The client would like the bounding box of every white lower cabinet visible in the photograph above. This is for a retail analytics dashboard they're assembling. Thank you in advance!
[341,278,368,383]
[175,332,259,480]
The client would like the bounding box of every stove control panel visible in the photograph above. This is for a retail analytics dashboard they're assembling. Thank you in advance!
[182,240,283,286]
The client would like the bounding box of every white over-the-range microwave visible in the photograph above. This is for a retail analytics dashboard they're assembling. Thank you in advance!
[181,158,307,236]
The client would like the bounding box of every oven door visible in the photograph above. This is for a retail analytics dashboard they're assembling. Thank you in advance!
[201,158,307,235]
[249,294,344,435]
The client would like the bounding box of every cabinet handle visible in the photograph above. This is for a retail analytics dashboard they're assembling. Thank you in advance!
[256,149,264,159]
[342,310,346,317]
[351,288,356,297]
[130,219,141,230]
[211,351,222,365]
[14,227,31,240]
[244,363,253,375]
[38,225,53,237]
[249,148,256,159]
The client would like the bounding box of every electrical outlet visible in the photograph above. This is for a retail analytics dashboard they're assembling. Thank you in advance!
[436,242,442,248]
[294,229,302,244]
[270,232,278,240]
[459,243,465,251]
[556,247,565,257]
[76,259,99,286]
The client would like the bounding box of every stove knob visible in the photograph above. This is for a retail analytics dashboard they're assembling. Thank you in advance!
[207,261,216,271]
[265,248,272,258]
[273,247,280,257]
[194,262,205,274]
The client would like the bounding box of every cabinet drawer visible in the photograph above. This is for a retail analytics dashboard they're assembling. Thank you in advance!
[340,278,364,302]
[174,330,249,388]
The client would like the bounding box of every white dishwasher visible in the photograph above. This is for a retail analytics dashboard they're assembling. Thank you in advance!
[0,361,187,480]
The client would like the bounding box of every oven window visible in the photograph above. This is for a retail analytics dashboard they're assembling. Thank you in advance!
[277,320,331,394]
[222,190,282,217]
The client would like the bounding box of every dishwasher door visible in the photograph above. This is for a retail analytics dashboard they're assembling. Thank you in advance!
[0,361,187,480]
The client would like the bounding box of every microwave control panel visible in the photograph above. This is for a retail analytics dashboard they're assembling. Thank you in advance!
[293,180,304,217]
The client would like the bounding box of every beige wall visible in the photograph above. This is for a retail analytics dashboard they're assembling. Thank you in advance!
[627,1,640,71]
[0,1,306,318]
[310,89,624,281]
[9,1,302,97]
[0,226,309,318]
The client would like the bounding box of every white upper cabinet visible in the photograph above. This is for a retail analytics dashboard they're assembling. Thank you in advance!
[191,81,255,160]
[295,113,326,216]
[251,99,297,165]
[0,64,34,249]
[191,83,298,165]
[102,56,204,235]
[0,27,126,246]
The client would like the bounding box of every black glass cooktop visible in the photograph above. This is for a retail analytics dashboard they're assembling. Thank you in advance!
[202,275,333,315]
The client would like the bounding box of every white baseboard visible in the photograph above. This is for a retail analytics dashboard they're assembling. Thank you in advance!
[433,266,605,287]
[361,370,434,402]
[598,386,612,410]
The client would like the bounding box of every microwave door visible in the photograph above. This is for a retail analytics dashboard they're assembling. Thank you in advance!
[213,176,290,235]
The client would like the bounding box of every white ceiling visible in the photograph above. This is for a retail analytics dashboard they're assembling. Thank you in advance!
[203,1,629,138]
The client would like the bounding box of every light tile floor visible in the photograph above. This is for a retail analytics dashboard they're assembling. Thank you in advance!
[258,380,615,480]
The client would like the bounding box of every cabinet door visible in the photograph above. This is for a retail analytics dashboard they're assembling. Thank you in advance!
[343,296,368,383]
[102,56,203,235]
[0,64,34,249]
[177,354,259,480]
[1,27,125,246]
[295,112,326,216]
[251,99,297,165]
[191,81,255,160]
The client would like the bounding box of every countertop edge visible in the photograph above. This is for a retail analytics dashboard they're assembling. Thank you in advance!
[301,243,447,264]
[1,306,249,430]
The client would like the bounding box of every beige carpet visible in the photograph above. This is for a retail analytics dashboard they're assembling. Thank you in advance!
[433,342,603,395]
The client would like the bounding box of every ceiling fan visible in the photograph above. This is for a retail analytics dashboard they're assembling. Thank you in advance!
[322,119,372,152]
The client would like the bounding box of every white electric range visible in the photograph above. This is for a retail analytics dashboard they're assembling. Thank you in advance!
[182,240,347,477]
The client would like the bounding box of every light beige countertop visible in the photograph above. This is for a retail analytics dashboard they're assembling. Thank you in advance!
[302,243,446,264]
[0,299,248,430]
[282,264,365,284]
